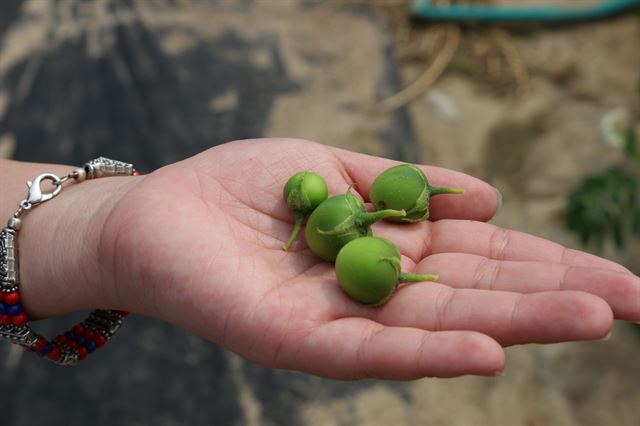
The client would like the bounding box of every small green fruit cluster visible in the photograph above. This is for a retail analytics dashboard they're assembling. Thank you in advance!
[282,164,463,306]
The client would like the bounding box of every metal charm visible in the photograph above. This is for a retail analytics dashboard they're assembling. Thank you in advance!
[84,157,134,179]
[57,350,80,366]
[0,228,19,290]
[0,324,39,346]
[84,310,125,338]
[23,173,63,208]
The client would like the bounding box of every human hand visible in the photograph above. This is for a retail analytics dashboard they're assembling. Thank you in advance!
[46,139,640,379]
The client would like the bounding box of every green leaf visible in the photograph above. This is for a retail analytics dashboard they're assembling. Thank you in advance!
[624,125,640,163]
[564,167,640,250]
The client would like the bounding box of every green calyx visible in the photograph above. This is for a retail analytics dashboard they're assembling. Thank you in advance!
[379,254,439,284]
[370,164,464,223]
[318,209,407,237]
[316,188,406,237]
[284,171,328,213]
[370,257,438,306]
[305,189,406,262]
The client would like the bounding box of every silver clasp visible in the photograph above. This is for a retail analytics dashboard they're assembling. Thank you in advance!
[21,173,63,209]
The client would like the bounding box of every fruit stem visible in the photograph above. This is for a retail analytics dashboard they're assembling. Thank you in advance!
[429,186,464,196]
[282,211,306,251]
[360,209,406,227]
[398,273,439,283]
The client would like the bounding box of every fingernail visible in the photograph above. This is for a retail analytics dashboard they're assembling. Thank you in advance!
[600,330,613,341]
[493,186,503,216]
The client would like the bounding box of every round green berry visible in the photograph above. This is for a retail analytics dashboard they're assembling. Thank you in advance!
[335,236,438,306]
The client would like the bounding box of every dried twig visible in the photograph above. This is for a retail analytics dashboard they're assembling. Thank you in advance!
[490,27,530,95]
[371,23,461,113]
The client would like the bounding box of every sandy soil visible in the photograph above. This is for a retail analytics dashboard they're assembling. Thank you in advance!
[1,1,638,425]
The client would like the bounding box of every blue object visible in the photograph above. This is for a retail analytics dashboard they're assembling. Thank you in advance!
[84,340,97,353]
[6,303,22,315]
[39,343,53,356]
[411,0,640,23]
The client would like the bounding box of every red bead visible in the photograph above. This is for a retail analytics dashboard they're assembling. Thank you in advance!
[72,324,85,336]
[94,333,107,348]
[77,346,87,360]
[0,293,3,303]
[12,312,28,327]
[4,291,20,305]
[34,338,47,351]
[114,310,129,317]
[133,170,141,176]
[0,314,10,326]
[83,329,95,340]
[48,345,61,360]
[66,341,77,349]
[54,335,67,343]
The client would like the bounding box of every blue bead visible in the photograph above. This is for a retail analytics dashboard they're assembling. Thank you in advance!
[74,336,85,345]
[7,303,22,316]
[40,344,53,356]
[85,340,97,353]
[0,303,5,314]
[65,331,74,339]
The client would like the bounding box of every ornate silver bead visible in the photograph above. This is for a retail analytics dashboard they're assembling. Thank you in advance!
[84,157,134,179]
[0,324,39,346]
[0,228,19,290]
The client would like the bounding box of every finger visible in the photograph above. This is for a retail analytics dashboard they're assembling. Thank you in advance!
[419,253,640,321]
[283,317,504,380]
[330,146,500,221]
[373,220,633,275]
[430,220,633,274]
[373,283,613,346]
[373,219,632,274]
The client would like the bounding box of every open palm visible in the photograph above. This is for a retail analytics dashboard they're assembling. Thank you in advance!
[100,138,640,379]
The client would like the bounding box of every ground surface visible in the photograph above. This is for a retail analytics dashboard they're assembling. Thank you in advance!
[1,1,639,425]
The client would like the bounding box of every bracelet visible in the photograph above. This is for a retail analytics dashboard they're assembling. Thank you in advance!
[0,157,138,365]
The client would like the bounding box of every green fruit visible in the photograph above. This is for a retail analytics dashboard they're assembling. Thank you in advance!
[369,164,464,223]
[304,189,406,262]
[282,171,328,251]
[335,236,438,306]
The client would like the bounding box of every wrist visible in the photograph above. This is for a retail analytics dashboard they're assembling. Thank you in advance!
[2,160,140,319]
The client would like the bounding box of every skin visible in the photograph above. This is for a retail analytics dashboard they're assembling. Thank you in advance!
[2,138,639,380]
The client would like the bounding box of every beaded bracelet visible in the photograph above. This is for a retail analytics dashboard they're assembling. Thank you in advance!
[0,157,138,365]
